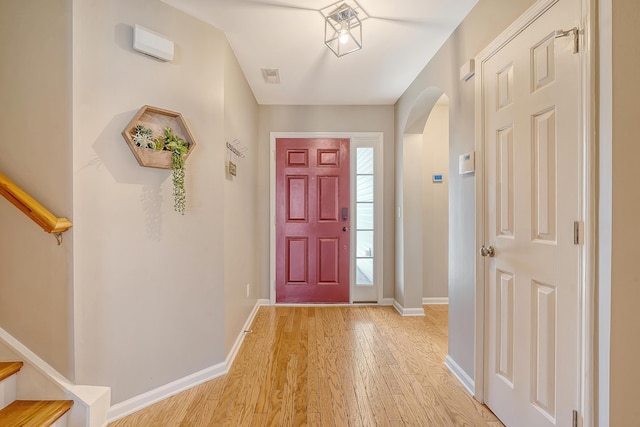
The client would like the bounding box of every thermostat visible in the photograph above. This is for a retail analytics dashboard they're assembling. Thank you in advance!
[433,174,443,183]
[459,151,475,175]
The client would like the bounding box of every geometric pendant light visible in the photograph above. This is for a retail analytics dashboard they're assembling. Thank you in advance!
[321,1,368,57]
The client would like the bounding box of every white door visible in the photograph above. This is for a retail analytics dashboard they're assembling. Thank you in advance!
[483,0,582,426]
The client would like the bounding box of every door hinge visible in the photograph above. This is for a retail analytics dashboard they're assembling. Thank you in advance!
[572,409,579,427]
[574,220,583,245]
[555,27,580,54]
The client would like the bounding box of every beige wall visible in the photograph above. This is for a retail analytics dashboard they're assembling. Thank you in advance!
[608,0,640,424]
[0,0,74,379]
[422,103,449,299]
[257,105,395,300]
[71,0,256,404]
[397,133,424,308]
[395,0,537,380]
[223,42,260,355]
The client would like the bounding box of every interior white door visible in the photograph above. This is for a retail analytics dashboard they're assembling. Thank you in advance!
[483,1,582,426]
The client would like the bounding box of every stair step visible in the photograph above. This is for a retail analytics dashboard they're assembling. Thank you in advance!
[0,362,23,382]
[0,400,73,427]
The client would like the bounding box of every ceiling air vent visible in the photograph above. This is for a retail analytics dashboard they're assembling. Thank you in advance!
[261,68,280,84]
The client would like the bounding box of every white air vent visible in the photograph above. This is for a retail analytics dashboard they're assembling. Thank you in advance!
[261,68,280,84]
[133,24,174,62]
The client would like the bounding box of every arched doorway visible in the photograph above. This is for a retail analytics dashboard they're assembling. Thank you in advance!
[395,88,450,313]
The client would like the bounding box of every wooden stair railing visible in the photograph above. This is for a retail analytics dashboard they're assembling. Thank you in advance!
[0,172,72,244]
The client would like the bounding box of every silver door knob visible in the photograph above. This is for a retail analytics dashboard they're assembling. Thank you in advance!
[480,245,496,257]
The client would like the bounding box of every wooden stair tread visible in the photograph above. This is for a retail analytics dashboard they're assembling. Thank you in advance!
[0,400,73,427]
[0,362,23,382]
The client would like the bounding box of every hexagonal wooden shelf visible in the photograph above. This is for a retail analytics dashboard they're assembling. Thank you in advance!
[122,105,197,169]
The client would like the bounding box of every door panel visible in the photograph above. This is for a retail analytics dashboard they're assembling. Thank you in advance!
[483,0,581,426]
[318,238,339,284]
[318,176,339,221]
[276,138,350,303]
[287,176,308,221]
[286,238,308,284]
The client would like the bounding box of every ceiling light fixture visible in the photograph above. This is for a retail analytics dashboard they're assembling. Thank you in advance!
[321,1,368,57]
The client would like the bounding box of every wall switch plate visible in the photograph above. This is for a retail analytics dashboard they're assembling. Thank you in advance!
[246,283,250,298]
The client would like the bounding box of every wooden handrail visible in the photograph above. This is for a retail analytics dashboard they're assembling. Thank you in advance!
[0,172,73,235]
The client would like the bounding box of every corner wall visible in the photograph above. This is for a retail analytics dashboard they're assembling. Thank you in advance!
[223,42,260,355]
[608,0,640,424]
[72,0,227,403]
[395,0,537,382]
[0,0,74,379]
[422,104,449,299]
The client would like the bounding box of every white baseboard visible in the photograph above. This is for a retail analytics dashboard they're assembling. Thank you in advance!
[392,300,426,317]
[108,298,268,423]
[0,327,110,427]
[225,299,267,366]
[445,355,475,395]
[107,361,226,422]
[422,297,449,305]
[380,298,394,306]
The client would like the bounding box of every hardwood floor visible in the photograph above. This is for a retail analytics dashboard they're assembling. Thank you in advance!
[109,305,503,426]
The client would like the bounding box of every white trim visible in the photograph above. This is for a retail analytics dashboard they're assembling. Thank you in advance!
[475,0,559,63]
[380,298,394,306]
[595,1,610,426]
[580,0,597,425]
[422,297,449,305]
[270,303,356,307]
[350,135,384,303]
[474,0,594,420]
[0,327,110,427]
[108,298,266,423]
[0,374,17,410]
[269,132,385,305]
[445,355,475,395]
[225,299,267,366]
[107,362,227,422]
[392,300,425,317]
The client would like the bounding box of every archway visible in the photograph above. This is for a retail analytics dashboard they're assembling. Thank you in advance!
[395,87,450,313]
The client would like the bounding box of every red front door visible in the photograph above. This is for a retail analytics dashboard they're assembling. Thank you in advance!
[276,138,350,303]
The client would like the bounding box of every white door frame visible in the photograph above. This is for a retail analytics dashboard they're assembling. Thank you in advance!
[473,0,596,425]
[269,132,384,305]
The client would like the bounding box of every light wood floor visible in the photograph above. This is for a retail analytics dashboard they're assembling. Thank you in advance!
[109,305,503,426]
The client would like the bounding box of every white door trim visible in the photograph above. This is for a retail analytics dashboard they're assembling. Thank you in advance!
[473,1,595,426]
[269,132,384,305]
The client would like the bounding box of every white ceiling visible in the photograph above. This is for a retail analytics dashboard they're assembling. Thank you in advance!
[161,0,478,105]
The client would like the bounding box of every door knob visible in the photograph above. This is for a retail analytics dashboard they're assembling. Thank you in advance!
[342,226,348,232]
[480,245,496,257]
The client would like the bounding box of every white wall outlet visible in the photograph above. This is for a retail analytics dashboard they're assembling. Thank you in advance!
[246,283,250,298]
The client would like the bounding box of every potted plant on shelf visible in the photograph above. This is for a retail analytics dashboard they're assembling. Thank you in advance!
[132,124,190,214]
[122,105,198,215]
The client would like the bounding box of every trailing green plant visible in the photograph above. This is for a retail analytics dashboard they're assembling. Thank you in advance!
[163,127,190,215]
[130,125,190,214]
[172,150,186,214]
